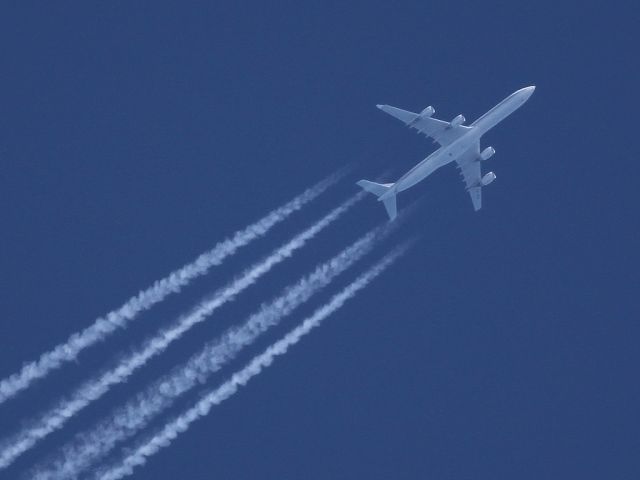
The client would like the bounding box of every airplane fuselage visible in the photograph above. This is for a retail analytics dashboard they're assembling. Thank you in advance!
[381,86,535,198]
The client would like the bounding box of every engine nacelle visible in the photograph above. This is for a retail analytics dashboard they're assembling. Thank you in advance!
[420,106,435,117]
[449,114,465,128]
[480,146,495,161]
[480,172,496,186]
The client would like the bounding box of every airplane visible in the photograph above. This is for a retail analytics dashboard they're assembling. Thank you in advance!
[357,86,535,220]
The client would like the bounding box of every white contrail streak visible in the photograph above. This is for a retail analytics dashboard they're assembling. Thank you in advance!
[32,220,398,480]
[0,172,343,406]
[95,243,411,480]
[0,192,362,471]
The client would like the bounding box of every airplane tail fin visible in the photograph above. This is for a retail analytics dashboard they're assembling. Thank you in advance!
[356,180,397,220]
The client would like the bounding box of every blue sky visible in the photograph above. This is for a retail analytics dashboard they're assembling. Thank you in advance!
[0,2,638,479]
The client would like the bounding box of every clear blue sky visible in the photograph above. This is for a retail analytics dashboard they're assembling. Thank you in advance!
[0,2,638,479]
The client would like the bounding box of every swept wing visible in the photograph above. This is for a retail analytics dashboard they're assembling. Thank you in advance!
[377,104,472,146]
[455,142,483,211]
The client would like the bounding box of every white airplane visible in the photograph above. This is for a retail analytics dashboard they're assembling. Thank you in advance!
[357,86,535,219]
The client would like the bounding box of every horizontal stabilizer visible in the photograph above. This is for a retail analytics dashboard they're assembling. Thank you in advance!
[381,194,397,220]
[356,180,393,196]
[356,180,397,220]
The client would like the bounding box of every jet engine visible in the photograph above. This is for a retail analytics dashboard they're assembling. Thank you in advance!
[480,172,496,186]
[480,146,495,161]
[420,106,435,117]
[449,114,465,128]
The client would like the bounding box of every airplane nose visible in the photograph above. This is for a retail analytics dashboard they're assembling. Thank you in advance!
[519,85,536,101]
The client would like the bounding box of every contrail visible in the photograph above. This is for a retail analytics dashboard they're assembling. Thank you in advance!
[31,220,400,480]
[0,191,362,471]
[0,172,344,406]
[94,242,412,480]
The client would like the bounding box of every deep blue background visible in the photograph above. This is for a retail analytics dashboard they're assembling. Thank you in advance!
[1,2,638,479]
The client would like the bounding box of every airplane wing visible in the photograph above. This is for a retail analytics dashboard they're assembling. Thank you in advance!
[377,104,472,146]
[455,141,483,211]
